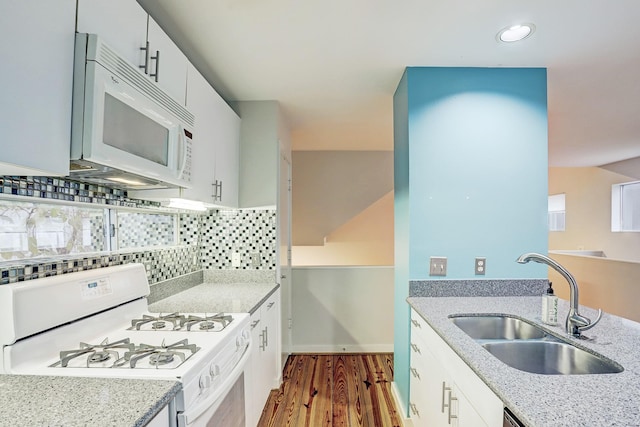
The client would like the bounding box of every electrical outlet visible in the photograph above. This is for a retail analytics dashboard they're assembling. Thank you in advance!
[231,252,241,267]
[429,257,447,276]
[475,257,486,275]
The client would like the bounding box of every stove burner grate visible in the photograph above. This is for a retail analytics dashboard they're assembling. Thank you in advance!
[114,338,200,369]
[129,313,184,331]
[182,313,234,331]
[53,338,135,368]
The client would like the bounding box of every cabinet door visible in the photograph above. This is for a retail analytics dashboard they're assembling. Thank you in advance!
[246,309,263,427]
[76,0,148,68]
[146,17,188,105]
[0,0,75,176]
[211,94,240,208]
[183,63,217,202]
[262,289,281,389]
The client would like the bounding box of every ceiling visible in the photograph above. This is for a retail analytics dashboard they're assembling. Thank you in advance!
[138,0,640,167]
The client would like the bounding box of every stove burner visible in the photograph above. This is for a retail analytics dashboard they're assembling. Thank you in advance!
[182,313,234,331]
[199,321,217,330]
[150,352,175,365]
[114,339,200,369]
[53,338,135,368]
[129,313,184,331]
[151,321,166,330]
[88,351,112,364]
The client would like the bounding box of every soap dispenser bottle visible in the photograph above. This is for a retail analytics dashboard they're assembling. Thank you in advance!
[541,282,558,325]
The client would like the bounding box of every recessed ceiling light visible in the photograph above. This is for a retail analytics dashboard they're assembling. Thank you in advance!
[497,23,535,43]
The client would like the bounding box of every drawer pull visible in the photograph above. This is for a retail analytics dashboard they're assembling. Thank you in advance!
[410,343,421,354]
[447,391,458,424]
[411,319,421,328]
[409,403,420,417]
[410,367,420,379]
[267,302,275,309]
[441,382,452,413]
[250,319,260,329]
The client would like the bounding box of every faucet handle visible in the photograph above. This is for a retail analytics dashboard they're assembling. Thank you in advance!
[577,309,603,333]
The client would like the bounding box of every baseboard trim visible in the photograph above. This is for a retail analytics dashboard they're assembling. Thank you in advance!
[391,381,411,427]
[290,344,394,353]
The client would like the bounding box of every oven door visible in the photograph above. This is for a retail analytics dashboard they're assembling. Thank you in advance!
[178,343,251,427]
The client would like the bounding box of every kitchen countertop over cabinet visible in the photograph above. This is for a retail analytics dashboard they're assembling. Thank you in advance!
[0,375,180,427]
[408,296,640,426]
[149,282,279,315]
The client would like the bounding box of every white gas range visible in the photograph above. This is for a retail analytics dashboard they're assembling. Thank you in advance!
[0,264,250,427]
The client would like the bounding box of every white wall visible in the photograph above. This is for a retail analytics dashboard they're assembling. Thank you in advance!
[291,266,394,353]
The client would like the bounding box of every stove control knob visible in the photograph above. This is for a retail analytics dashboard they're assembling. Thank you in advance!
[199,374,211,391]
[209,364,220,378]
[242,329,251,342]
[236,335,246,348]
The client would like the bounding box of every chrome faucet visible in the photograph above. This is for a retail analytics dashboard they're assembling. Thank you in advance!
[516,252,602,337]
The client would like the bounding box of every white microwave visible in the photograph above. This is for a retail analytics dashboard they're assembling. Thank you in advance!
[70,33,194,189]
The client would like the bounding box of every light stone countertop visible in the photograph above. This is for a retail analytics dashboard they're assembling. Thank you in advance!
[407,296,640,427]
[0,375,180,427]
[148,282,279,315]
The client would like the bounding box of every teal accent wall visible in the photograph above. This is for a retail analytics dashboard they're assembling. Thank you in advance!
[393,67,549,415]
[393,70,410,417]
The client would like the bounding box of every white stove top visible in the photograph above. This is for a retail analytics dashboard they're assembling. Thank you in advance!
[0,264,253,421]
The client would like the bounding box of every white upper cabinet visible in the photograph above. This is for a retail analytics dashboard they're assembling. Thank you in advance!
[145,17,188,105]
[77,0,187,105]
[0,0,76,176]
[185,63,240,207]
[76,0,148,68]
[210,84,241,208]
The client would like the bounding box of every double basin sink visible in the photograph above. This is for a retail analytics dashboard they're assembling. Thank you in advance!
[449,314,623,375]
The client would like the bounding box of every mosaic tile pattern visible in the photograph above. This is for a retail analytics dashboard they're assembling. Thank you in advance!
[0,246,199,285]
[118,212,176,249]
[200,209,277,269]
[0,176,278,286]
[0,176,160,207]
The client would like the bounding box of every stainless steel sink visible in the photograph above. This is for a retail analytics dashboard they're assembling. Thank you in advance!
[449,314,623,375]
[450,314,548,340]
[482,341,623,375]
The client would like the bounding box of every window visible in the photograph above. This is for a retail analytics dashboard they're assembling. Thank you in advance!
[548,193,565,231]
[0,199,179,262]
[612,181,640,232]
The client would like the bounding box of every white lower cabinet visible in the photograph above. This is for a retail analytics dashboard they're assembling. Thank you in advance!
[246,289,281,426]
[409,308,503,427]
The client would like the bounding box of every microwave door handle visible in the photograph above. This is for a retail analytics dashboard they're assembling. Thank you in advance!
[177,126,188,179]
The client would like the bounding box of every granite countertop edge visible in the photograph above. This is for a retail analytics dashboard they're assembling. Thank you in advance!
[148,281,280,315]
[407,295,640,427]
[135,381,182,427]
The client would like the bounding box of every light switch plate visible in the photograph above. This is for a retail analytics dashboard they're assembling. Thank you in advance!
[429,257,447,276]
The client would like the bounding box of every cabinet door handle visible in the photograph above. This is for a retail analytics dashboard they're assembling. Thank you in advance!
[267,302,275,310]
[150,49,160,82]
[410,367,420,379]
[441,382,452,413]
[250,319,260,329]
[139,41,150,74]
[259,330,266,350]
[410,343,421,354]
[409,403,420,417]
[447,391,458,424]
[411,319,421,328]
[261,326,268,350]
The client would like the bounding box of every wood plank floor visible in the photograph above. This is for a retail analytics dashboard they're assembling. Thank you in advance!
[257,354,401,427]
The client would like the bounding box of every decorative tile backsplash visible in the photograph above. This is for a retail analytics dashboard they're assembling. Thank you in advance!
[200,209,277,269]
[0,176,278,285]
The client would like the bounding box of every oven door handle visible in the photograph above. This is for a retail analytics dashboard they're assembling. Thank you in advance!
[178,340,252,427]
